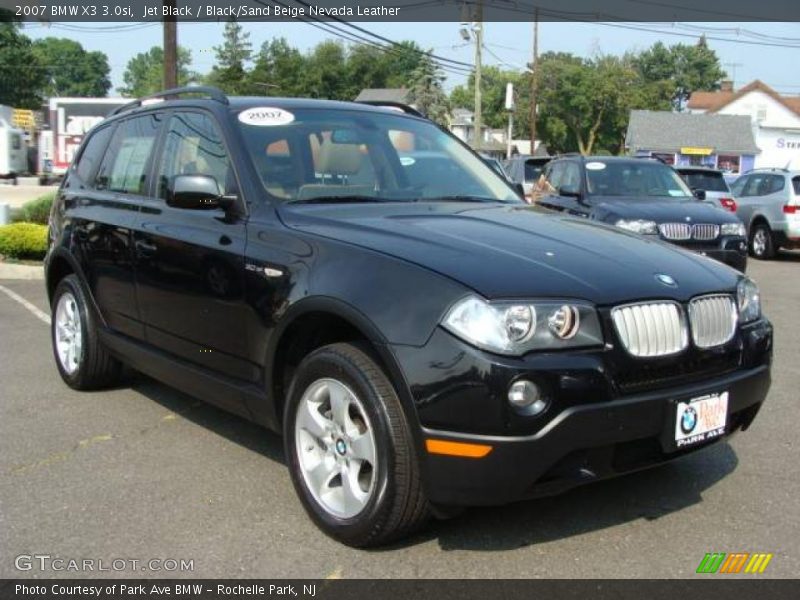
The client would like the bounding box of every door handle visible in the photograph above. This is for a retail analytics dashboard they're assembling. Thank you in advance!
[134,239,157,258]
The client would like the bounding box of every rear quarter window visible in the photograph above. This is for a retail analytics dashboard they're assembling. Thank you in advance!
[95,114,162,195]
[74,125,114,187]
[792,176,800,196]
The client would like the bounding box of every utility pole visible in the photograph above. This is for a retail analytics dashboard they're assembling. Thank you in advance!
[724,62,743,88]
[163,0,178,90]
[529,9,539,155]
[473,1,483,152]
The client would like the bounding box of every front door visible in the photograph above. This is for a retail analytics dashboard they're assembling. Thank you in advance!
[132,110,256,383]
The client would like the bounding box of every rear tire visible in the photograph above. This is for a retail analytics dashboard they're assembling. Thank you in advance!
[51,274,122,390]
[284,342,429,547]
[749,223,776,260]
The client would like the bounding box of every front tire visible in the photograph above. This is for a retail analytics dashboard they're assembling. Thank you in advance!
[284,343,429,547]
[750,223,776,259]
[51,274,121,390]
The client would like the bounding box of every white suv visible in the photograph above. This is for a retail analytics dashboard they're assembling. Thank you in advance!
[731,169,800,259]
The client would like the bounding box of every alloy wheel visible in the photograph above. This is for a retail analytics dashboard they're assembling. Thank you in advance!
[54,291,83,375]
[752,229,767,257]
[294,378,378,519]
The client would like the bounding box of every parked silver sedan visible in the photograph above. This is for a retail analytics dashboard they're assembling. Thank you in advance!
[730,168,800,259]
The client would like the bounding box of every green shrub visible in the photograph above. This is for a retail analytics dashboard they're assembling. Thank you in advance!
[0,223,48,260]
[12,192,56,225]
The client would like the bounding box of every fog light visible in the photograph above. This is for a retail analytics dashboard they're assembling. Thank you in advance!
[508,380,548,415]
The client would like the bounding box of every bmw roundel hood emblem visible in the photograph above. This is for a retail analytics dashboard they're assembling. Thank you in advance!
[655,273,677,287]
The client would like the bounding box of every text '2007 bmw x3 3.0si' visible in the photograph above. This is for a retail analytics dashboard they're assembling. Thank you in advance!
[45,87,773,547]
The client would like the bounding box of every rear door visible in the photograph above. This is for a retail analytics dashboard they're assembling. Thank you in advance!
[131,109,255,383]
[61,116,157,340]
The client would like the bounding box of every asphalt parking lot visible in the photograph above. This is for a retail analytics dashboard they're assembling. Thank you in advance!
[1,255,799,579]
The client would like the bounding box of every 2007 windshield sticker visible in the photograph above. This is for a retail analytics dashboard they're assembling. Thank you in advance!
[238,107,295,126]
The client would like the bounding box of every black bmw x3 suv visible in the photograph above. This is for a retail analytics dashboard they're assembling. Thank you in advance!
[46,87,772,547]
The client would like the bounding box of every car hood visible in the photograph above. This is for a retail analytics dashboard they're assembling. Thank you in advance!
[591,197,738,223]
[278,203,740,306]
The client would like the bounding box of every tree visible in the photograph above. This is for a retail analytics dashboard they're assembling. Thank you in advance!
[207,21,252,94]
[633,37,726,110]
[304,40,348,99]
[32,38,111,97]
[247,38,307,97]
[536,53,643,155]
[119,46,195,97]
[407,53,450,126]
[0,16,47,108]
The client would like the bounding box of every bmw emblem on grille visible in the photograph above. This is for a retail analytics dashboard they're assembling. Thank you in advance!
[681,406,698,434]
[655,273,677,287]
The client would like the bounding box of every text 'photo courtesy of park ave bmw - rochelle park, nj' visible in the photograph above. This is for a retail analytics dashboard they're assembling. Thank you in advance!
[1,0,800,597]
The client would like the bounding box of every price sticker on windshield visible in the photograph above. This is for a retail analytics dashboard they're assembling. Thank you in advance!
[238,107,295,126]
[585,162,607,170]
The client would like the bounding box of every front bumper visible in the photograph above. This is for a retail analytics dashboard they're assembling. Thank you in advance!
[391,318,772,507]
[421,365,769,506]
[669,237,748,272]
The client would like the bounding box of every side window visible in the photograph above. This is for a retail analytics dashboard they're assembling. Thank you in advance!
[561,162,581,190]
[546,162,566,191]
[73,125,114,187]
[157,111,235,200]
[96,114,162,195]
[741,175,764,197]
[730,176,748,197]
[768,174,785,195]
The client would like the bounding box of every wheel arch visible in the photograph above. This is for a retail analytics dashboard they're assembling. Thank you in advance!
[45,249,106,327]
[262,296,426,459]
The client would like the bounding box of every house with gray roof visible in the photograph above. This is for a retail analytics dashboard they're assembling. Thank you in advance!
[625,110,760,176]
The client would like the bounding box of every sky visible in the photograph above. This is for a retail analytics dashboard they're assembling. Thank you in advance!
[20,20,800,97]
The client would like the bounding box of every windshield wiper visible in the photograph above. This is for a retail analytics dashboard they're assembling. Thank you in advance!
[414,195,501,203]
[288,195,388,205]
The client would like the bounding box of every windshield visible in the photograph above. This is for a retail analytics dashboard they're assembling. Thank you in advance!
[236,107,519,204]
[680,170,729,192]
[585,161,693,198]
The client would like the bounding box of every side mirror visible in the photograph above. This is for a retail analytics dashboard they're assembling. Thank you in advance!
[692,188,707,201]
[167,174,235,211]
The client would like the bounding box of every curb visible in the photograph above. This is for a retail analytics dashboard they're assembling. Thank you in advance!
[0,262,45,280]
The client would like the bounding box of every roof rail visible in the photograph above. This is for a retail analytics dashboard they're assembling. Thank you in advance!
[742,167,789,175]
[355,100,425,119]
[110,86,229,116]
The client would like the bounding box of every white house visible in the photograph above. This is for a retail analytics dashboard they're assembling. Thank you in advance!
[687,80,800,170]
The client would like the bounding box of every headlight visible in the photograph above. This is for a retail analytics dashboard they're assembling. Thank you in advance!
[721,222,746,237]
[737,278,761,323]
[615,219,658,235]
[442,295,604,355]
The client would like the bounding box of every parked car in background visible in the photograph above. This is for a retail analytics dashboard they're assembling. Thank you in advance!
[504,155,552,202]
[537,156,749,271]
[676,166,738,213]
[730,168,800,259]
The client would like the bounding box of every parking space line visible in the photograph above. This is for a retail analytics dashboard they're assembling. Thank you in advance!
[0,283,50,325]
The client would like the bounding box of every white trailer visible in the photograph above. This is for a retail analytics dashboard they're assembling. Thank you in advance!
[0,106,27,183]
[40,97,128,180]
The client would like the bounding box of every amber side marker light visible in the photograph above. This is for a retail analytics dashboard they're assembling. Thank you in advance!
[426,439,493,458]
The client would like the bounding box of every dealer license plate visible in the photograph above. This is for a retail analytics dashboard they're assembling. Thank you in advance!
[674,392,728,448]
